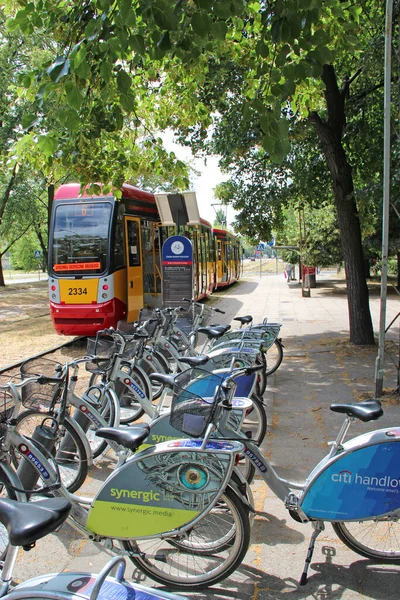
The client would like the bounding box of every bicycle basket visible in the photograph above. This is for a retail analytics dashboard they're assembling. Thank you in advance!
[19,357,64,411]
[85,336,119,374]
[170,370,224,437]
[0,375,17,440]
[138,308,160,338]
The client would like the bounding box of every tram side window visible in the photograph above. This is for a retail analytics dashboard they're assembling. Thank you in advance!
[127,220,141,266]
[113,206,125,269]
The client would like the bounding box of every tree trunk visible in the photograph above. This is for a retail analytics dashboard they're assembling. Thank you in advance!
[310,64,374,345]
[0,259,5,287]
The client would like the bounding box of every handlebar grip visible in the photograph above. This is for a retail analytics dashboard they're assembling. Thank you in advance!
[215,308,225,314]
[99,327,115,336]
[36,375,64,385]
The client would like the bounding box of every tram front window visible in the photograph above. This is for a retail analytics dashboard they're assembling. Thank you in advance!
[51,202,111,275]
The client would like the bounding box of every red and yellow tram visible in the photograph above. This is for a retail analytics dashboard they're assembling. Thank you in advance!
[48,183,242,336]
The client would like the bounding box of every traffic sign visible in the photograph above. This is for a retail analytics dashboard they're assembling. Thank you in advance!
[34,250,41,258]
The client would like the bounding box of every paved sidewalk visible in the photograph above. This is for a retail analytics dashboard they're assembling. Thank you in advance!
[14,270,400,600]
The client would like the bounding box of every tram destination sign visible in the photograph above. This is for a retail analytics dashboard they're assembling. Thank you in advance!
[161,235,193,308]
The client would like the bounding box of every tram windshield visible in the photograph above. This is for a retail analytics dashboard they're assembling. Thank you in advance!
[51,202,111,275]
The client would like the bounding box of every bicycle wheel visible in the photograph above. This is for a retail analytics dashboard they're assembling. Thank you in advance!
[333,520,400,562]
[14,411,89,493]
[112,363,151,424]
[263,339,283,377]
[242,393,267,446]
[235,394,267,483]
[123,488,250,590]
[138,351,170,401]
[75,387,118,459]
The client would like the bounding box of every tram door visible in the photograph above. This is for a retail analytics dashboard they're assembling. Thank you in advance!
[124,216,143,322]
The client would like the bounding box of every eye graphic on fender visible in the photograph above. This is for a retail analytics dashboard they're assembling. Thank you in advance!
[137,451,230,511]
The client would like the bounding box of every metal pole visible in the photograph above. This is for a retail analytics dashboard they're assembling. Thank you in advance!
[375,0,393,397]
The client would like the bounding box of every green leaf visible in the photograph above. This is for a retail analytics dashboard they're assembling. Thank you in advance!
[100,61,112,82]
[213,3,233,18]
[271,18,282,44]
[47,57,70,83]
[130,35,145,54]
[158,31,172,51]
[117,70,132,93]
[37,135,58,158]
[191,12,211,37]
[58,109,81,131]
[74,59,89,79]
[120,91,136,112]
[152,2,178,30]
[262,135,275,154]
[256,40,269,59]
[65,81,83,110]
[310,46,334,65]
[22,113,38,130]
[73,46,87,69]
[210,21,228,40]
[310,29,330,47]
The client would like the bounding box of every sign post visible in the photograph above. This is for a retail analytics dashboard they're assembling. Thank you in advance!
[161,235,193,308]
[34,250,41,281]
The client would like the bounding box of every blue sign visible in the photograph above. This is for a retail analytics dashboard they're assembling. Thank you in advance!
[162,235,193,265]
[267,238,275,247]
[34,250,41,258]
[161,235,193,308]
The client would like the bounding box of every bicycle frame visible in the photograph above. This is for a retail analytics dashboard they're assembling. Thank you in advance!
[220,412,400,523]
[2,424,245,543]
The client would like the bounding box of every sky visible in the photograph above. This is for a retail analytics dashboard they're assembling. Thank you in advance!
[162,130,237,227]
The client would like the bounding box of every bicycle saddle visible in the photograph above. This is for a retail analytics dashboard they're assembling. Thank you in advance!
[96,425,150,451]
[197,326,228,339]
[330,399,383,422]
[209,324,231,334]
[179,355,209,367]
[233,315,253,325]
[0,498,71,547]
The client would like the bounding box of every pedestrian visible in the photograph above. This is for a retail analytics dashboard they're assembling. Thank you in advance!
[285,262,293,283]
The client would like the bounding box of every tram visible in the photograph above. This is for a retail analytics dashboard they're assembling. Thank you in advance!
[48,183,242,336]
[213,227,243,288]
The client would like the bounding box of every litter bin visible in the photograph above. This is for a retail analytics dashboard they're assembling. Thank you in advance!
[302,265,316,288]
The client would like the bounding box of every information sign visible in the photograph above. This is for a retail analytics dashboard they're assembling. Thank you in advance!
[161,235,193,308]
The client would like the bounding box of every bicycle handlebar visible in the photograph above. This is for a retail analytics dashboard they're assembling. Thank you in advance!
[182,298,225,314]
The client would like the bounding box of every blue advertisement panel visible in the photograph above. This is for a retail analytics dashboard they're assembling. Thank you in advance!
[161,235,193,307]
[301,441,400,520]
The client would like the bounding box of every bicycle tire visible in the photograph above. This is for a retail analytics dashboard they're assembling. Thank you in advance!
[138,351,170,400]
[332,520,400,562]
[123,487,250,590]
[14,411,89,493]
[90,361,151,425]
[235,394,267,484]
[75,387,118,458]
[263,339,283,377]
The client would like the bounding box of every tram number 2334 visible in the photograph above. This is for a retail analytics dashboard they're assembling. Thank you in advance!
[68,287,88,296]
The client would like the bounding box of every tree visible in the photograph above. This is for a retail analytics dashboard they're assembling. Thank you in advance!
[5,0,388,343]
[213,208,227,228]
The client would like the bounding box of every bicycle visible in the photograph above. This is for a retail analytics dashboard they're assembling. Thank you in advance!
[0,377,252,590]
[0,368,92,495]
[177,299,283,378]
[0,496,187,600]
[199,376,400,583]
